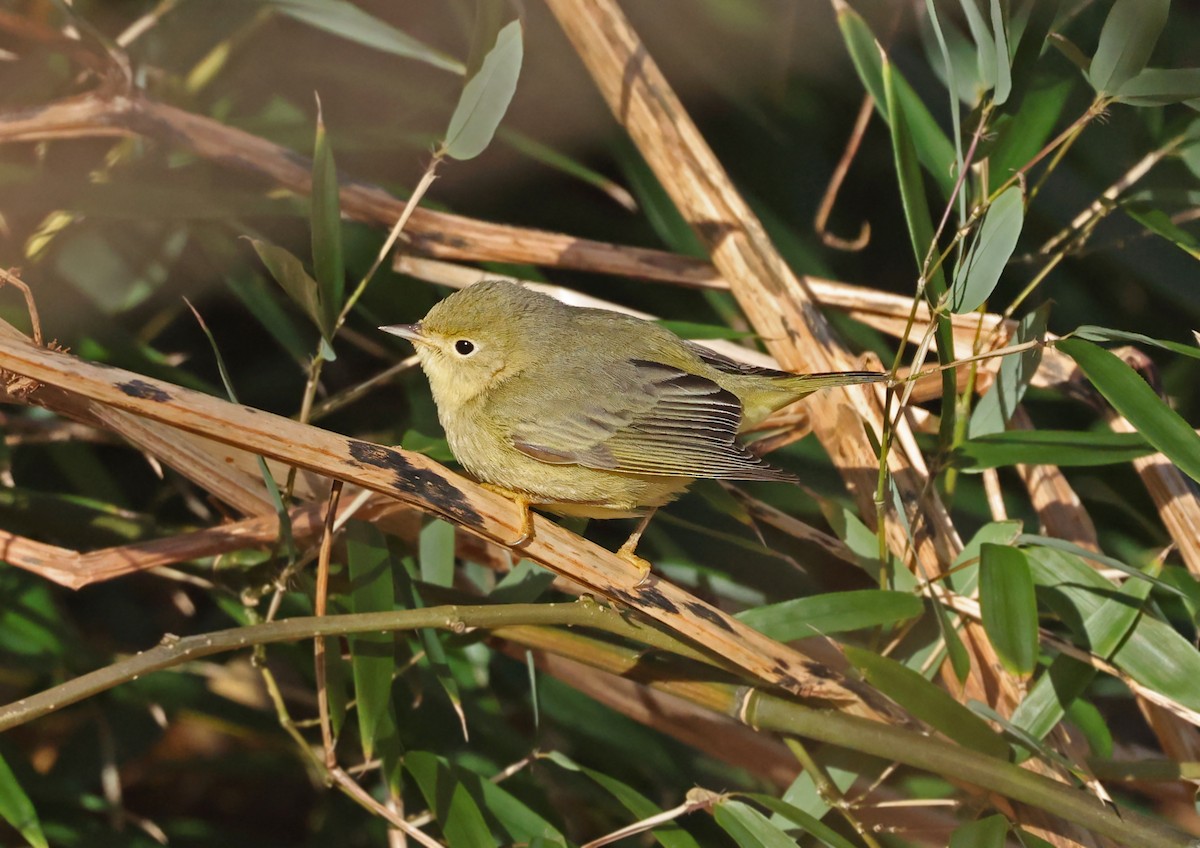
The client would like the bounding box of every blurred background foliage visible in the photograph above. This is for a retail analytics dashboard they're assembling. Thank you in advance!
[1,0,1200,846]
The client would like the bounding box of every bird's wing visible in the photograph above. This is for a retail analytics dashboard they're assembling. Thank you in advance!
[507,359,795,481]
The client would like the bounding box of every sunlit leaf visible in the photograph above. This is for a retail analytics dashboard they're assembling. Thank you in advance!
[1088,0,1170,94]
[1058,338,1200,485]
[979,544,1038,677]
[419,518,456,587]
[444,20,523,161]
[748,794,858,848]
[738,590,923,640]
[1123,202,1200,259]
[951,186,1024,313]
[1070,325,1200,360]
[844,646,1009,758]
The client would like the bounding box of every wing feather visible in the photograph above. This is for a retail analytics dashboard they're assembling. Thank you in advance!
[509,359,796,481]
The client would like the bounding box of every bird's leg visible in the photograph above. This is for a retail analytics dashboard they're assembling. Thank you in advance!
[616,508,658,587]
[481,483,535,547]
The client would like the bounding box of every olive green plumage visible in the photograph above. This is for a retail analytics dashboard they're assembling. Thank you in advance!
[383,280,885,518]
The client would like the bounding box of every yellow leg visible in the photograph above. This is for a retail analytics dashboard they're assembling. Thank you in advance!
[481,483,535,547]
[616,509,657,586]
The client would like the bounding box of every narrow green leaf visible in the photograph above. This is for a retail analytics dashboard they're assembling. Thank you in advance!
[1124,202,1200,259]
[346,521,396,760]
[248,238,325,333]
[835,4,956,197]
[311,104,344,333]
[419,518,456,587]
[1088,0,1170,94]
[1071,325,1200,360]
[1115,67,1200,106]
[1010,655,1096,744]
[267,0,463,73]
[950,814,1009,848]
[737,590,923,640]
[1065,697,1114,759]
[843,646,1009,759]
[714,799,798,848]
[979,544,1039,677]
[1017,534,1183,597]
[988,0,1012,104]
[0,752,47,848]
[958,0,997,93]
[222,273,310,364]
[951,186,1024,313]
[748,794,858,848]
[954,429,1154,469]
[443,20,523,161]
[499,127,638,211]
[990,76,1074,193]
[1057,338,1200,485]
[542,751,701,848]
[883,51,959,443]
[405,751,496,848]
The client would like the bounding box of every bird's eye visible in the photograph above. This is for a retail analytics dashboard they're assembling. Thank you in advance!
[454,339,476,356]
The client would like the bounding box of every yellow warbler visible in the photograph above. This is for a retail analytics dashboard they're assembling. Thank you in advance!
[382,280,884,575]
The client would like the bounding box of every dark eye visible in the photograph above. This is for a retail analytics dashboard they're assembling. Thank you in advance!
[454,339,475,356]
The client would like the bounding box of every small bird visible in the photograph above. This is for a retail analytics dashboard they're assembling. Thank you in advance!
[382,280,885,578]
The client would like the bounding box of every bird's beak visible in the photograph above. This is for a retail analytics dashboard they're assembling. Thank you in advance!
[380,322,424,344]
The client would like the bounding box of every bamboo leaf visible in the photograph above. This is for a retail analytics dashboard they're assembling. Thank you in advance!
[714,799,798,848]
[979,544,1038,677]
[248,238,325,334]
[748,794,859,848]
[1057,338,1200,485]
[1088,0,1170,94]
[737,590,923,640]
[419,518,457,587]
[311,104,343,334]
[951,186,1024,313]
[1115,68,1200,106]
[953,429,1154,469]
[950,814,1009,848]
[843,647,1009,758]
[346,521,396,760]
[443,20,523,161]
[405,751,496,848]
[1071,325,1200,360]
[0,752,46,848]
[266,0,463,73]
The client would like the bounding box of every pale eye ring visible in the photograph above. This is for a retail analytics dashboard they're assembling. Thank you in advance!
[454,339,476,356]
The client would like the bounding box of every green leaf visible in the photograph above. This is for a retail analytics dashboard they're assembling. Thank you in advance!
[1010,654,1096,744]
[951,186,1024,313]
[1057,338,1200,486]
[1027,547,1200,711]
[498,127,638,211]
[953,429,1154,469]
[1005,0,1063,110]
[311,105,344,334]
[950,814,1009,848]
[988,0,1012,105]
[843,646,1009,759]
[401,429,456,462]
[490,559,557,603]
[657,320,755,340]
[989,76,1074,193]
[1115,67,1200,106]
[0,751,47,848]
[1088,0,1170,94]
[405,751,496,848]
[883,51,959,443]
[737,590,923,640]
[979,544,1038,677]
[443,20,523,161]
[248,237,326,335]
[958,0,997,94]
[419,518,457,587]
[266,0,463,73]
[835,4,956,197]
[714,799,798,848]
[346,521,396,760]
[1071,325,1200,360]
[1123,201,1200,259]
[1017,534,1182,596]
[542,751,701,848]
[747,794,858,848]
[222,273,310,364]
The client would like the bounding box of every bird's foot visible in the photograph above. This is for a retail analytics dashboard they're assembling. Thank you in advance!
[481,484,535,547]
[616,541,654,587]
